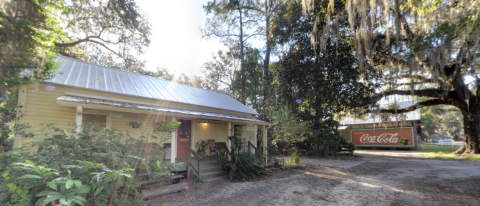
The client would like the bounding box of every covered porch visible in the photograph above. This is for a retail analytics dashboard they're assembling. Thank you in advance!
[55,93,272,166]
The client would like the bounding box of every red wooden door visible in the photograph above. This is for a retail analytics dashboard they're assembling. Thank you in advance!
[176,119,191,157]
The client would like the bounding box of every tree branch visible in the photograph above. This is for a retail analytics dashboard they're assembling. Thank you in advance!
[362,99,450,114]
[239,6,264,13]
[372,89,457,103]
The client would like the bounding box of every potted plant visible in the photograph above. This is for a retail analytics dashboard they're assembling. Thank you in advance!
[196,140,208,157]
[127,119,142,128]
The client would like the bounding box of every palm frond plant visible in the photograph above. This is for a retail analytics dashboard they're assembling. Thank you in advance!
[195,140,208,157]
[225,152,270,180]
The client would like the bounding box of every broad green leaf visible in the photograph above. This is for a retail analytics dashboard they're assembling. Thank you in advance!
[2,172,9,178]
[15,187,22,194]
[70,198,86,206]
[72,180,82,188]
[36,190,61,197]
[42,196,61,206]
[47,182,57,191]
[59,198,68,205]
[34,197,47,206]
[71,195,87,203]
[94,185,104,196]
[75,185,90,194]
[63,129,70,137]
[6,183,16,190]
[65,179,73,189]
[18,174,42,179]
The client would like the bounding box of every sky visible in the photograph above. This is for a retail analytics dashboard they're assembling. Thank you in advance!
[135,0,227,76]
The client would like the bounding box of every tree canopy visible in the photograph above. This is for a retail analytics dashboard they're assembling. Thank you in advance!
[271,0,379,155]
[0,0,151,151]
[302,0,480,154]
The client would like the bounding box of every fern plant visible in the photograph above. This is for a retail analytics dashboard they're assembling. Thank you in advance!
[225,152,270,180]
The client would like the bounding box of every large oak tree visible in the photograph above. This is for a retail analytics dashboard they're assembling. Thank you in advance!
[303,0,480,154]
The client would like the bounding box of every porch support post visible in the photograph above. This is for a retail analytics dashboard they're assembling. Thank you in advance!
[106,114,112,129]
[191,118,195,151]
[171,116,177,163]
[75,105,83,136]
[263,125,268,163]
[228,121,232,161]
[242,124,246,153]
[252,125,257,154]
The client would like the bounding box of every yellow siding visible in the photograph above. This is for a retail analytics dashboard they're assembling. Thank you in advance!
[20,85,76,146]
[192,120,229,152]
[108,111,172,144]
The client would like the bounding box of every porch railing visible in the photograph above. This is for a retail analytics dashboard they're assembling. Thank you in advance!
[187,147,202,181]
[218,145,234,165]
[247,141,258,154]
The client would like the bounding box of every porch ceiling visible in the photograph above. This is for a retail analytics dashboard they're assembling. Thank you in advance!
[56,95,272,125]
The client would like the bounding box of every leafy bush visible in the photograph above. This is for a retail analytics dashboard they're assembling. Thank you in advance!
[309,119,356,157]
[289,152,300,165]
[0,122,181,205]
[339,137,356,156]
[225,152,270,180]
[1,160,90,206]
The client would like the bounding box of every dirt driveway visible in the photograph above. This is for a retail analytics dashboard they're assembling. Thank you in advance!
[143,150,480,206]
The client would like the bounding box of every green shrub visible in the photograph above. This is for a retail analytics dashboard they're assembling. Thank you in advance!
[0,122,182,205]
[309,119,356,157]
[289,152,300,164]
[225,152,270,180]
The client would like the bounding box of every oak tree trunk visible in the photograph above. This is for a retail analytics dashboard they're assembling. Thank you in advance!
[454,108,480,154]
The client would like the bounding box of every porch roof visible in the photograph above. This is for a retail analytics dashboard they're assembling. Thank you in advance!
[56,95,272,125]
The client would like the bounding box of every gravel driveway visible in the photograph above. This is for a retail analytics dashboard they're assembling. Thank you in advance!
[143,150,480,206]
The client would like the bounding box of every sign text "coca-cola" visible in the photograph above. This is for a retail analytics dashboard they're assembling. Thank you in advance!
[359,133,399,144]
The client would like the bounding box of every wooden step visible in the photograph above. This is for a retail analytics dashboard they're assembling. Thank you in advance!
[138,174,184,190]
[139,175,183,185]
[200,163,223,171]
[142,182,188,200]
[201,170,226,179]
[203,175,228,182]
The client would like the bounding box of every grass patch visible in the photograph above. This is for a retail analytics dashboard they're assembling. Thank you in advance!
[422,152,480,160]
[420,143,460,153]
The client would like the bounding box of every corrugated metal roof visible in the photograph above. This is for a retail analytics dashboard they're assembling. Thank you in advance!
[56,95,270,124]
[340,101,421,125]
[47,55,258,115]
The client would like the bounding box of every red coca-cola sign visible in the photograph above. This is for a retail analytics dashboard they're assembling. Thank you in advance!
[351,128,414,146]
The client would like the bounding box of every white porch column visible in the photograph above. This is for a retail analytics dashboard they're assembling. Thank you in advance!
[252,125,257,154]
[106,113,112,129]
[228,121,232,161]
[171,116,177,163]
[191,119,195,151]
[263,125,268,162]
[75,105,83,135]
[242,124,246,153]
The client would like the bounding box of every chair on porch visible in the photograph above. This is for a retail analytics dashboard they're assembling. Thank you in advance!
[208,139,217,156]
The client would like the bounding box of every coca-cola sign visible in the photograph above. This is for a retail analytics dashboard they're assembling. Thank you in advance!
[351,128,414,146]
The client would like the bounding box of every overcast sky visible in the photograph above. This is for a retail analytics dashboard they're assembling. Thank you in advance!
[135,0,227,76]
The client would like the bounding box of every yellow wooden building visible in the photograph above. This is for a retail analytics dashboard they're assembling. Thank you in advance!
[14,55,271,164]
